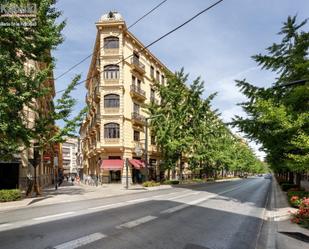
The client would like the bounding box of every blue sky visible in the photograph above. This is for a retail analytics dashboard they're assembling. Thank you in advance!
[52,0,309,159]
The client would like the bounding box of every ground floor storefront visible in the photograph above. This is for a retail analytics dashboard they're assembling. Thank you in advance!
[82,148,161,185]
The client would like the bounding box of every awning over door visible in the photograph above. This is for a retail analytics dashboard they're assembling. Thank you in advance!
[129,159,145,169]
[101,159,124,170]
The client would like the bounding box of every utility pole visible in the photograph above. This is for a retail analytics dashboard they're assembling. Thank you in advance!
[125,158,129,189]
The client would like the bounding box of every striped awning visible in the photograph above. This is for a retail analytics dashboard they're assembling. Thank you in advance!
[129,159,145,169]
[101,159,124,170]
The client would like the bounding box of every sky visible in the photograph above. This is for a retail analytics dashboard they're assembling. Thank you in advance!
[52,0,309,159]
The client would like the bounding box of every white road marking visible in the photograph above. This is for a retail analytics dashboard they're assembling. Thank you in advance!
[33,212,75,221]
[54,232,106,249]
[116,215,157,229]
[160,185,246,214]
[87,191,190,210]
[160,204,189,214]
[166,192,195,200]
[152,192,178,198]
[127,197,151,203]
[0,223,11,228]
[88,203,120,210]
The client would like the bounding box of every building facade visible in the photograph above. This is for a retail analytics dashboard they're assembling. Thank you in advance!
[80,12,168,184]
[61,137,79,176]
[0,59,56,190]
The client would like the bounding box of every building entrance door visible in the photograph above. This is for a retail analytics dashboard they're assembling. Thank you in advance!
[0,162,19,189]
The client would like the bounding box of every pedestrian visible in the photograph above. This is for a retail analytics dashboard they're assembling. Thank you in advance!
[76,175,80,185]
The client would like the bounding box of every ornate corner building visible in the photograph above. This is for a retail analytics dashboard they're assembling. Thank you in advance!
[80,12,168,184]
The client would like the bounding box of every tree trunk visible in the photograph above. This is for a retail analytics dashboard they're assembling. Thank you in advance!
[296,173,301,188]
[288,171,294,184]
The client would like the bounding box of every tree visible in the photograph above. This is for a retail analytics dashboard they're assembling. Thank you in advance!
[147,69,262,180]
[0,0,85,161]
[233,16,309,185]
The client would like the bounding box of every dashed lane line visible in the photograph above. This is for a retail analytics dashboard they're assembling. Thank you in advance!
[53,232,107,249]
[88,203,121,210]
[33,212,75,221]
[116,215,158,229]
[127,197,152,203]
[161,183,247,214]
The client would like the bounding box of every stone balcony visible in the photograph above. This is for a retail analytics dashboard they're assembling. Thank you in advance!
[104,77,119,85]
[104,107,120,114]
[104,138,120,144]
[130,58,145,74]
[130,84,146,101]
[131,112,145,125]
[103,48,119,56]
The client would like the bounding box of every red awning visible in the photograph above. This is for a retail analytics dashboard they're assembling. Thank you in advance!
[129,159,145,169]
[101,159,124,170]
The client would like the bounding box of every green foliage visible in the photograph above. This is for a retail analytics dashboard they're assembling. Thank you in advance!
[0,189,22,202]
[233,16,309,174]
[281,183,298,191]
[0,0,86,160]
[162,180,180,185]
[147,68,264,179]
[142,181,160,187]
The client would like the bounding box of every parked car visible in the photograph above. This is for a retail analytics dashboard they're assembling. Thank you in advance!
[264,174,272,179]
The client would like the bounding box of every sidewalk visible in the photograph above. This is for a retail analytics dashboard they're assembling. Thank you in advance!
[0,182,172,212]
[266,177,309,249]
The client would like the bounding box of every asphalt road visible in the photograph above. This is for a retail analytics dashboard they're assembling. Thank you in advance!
[0,177,271,249]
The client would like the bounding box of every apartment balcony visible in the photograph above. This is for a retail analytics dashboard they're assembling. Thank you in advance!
[130,85,146,101]
[131,112,145,125]
[104,107,120,114]
[104,77,119,85]
[103,48,119,56]
[104,138,120,145]
[130,58,145,74]
[94,86,100,102]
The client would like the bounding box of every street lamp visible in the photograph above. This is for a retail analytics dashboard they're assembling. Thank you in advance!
[144,114,163,181]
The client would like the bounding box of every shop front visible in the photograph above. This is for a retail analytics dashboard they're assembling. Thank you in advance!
[100,159,123,183]
[129,159,147,183]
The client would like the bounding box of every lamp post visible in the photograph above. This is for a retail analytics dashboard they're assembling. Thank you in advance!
[144,114,163,181]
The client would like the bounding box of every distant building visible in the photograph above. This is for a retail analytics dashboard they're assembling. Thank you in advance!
[61,137,78,176]
[80,11,168,184]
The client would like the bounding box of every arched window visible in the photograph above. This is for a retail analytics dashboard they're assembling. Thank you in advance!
[104,94,120,108]
[104,36,119,49]
[104,123,120,138]
[104,65,119,80]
